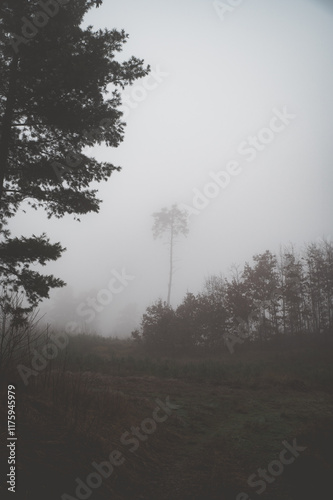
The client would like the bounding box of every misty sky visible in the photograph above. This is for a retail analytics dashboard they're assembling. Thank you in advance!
[10,0,333,335]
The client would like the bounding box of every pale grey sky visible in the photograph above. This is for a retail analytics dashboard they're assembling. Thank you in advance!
[11,0,333,335]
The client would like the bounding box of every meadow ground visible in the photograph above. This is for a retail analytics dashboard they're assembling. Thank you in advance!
[0,335,332,499]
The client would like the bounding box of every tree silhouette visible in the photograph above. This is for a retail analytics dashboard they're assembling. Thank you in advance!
[152,204,188,305]
[0,0,149,306]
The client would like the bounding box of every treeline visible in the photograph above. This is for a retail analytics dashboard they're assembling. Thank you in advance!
[132,240,333,355]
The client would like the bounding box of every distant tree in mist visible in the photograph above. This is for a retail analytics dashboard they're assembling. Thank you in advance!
[279,247,306,335]
[152,204,188,306]
[304,241,333,333]
[133,239,333,355]
[242,250,280,340]
[132,300,176,354]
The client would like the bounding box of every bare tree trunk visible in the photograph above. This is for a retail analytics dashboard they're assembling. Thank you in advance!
[167,224,174,306]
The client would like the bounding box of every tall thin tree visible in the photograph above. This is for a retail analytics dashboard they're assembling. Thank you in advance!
[152,204,188,305]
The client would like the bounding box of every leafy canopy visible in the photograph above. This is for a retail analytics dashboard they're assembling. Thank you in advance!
[0,0,150,306]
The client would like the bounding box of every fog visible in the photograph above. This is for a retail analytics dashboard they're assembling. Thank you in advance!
[10,0,333,336]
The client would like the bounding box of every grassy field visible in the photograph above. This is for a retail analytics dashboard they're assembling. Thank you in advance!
[0,335,332,499]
